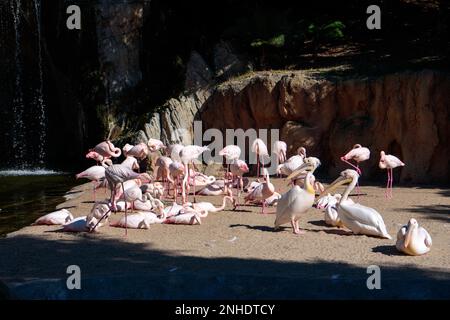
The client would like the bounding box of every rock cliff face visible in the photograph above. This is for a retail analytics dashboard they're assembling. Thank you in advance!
[186,70,449,184]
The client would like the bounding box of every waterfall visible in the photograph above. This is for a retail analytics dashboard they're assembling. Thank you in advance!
[10,0,26,168]
[33,0,46,166]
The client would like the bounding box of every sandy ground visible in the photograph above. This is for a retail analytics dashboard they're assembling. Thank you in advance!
[0,179,449,299]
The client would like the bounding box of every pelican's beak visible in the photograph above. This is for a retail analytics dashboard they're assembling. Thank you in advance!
[316,176,352,201]
[286,163,314,182]
[404,223,415,248]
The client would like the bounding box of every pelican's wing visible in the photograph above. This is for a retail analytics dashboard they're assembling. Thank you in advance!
[420,227,433,247]
[339,202,384,227]
[339,202,390,237]
[275,187,304,227]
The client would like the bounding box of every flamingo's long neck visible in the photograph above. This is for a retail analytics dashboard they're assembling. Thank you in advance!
[341,176,358,203]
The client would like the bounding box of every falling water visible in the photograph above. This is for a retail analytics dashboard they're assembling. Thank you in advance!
[10,0,26,168]
[33,0,46,165]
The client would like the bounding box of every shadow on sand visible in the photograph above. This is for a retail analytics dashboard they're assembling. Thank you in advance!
[0,234,448,300]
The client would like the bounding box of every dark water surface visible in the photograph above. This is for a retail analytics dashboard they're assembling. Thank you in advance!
[0,170,80,236]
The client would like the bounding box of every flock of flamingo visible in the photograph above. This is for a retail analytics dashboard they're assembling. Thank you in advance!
[33,137,432,256]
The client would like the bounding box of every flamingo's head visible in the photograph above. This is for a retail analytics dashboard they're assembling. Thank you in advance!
[379,151,387,169]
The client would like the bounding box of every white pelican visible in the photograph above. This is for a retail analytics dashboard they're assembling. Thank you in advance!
[274,159,318,234]
[396,218,432,256]
[316,193,347,228]
[318,169,392,239]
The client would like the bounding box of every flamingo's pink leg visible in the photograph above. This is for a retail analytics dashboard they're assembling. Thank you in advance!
[192,163,196,203]
[385,169,390,199]
[390,168,394,199]
[121,182,128,236]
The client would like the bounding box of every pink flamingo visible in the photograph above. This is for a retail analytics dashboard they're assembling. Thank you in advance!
[229,159,249,204]
[169,161,184,202]
[85,151,113,167]
[244,168,275,214]
[121,156,140,171]
[76,165,107,201]
[251,139,269,179]
[125,142,149,160]
[341,144,370,175]
[147,138,166,152]
[219,145,241,194]
[155,156,174,199]
[166,143,184,162]
[273,141,287,177]
[91,140,122,158]
[104,164,151,235]
[379,151,405,199]
[180,145,209,203]
[341,144,370,196]
[187,195,236,213]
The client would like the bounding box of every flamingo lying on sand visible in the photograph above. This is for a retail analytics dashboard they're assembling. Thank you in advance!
[252,139,268,179]
[379,151,405,199]
[186,195,236,213]
[110,212,165,229]
[33,209,74,226]
[164,208,209,225]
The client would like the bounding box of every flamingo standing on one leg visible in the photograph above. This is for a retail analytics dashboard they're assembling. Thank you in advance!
[341,144,370,175]
[252,138,269,179]
[379,151,405,199]
[341,144,370,196]
[219,145,241,196]
[272,141,287,178]
[180,145,209,204]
